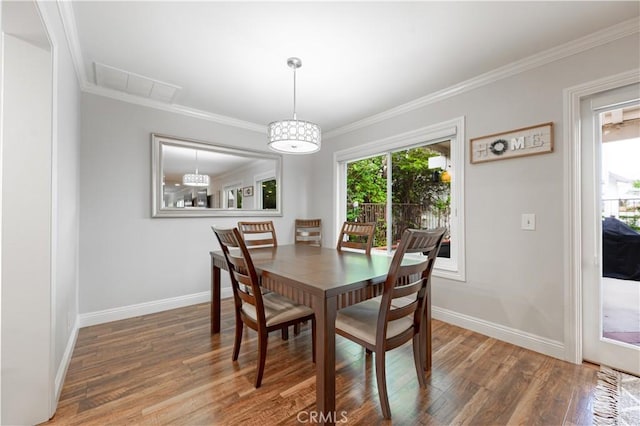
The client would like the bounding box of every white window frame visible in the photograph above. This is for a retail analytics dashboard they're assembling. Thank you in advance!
[334,116,466,281]
[223,181,242,209]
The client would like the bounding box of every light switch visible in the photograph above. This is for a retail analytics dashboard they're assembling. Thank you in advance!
[521,213,536,230]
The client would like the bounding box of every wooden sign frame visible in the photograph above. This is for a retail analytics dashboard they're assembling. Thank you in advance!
[470,122,554,164]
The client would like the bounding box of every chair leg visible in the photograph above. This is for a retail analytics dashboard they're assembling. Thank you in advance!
[255,331,268,388]
[375,351,391,419]
[294,323,301,335]
[232,318,243,361]
[412,334,426,388]
[281,327,289,341]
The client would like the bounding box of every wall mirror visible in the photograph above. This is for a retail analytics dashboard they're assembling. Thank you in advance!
[151,134,282,217]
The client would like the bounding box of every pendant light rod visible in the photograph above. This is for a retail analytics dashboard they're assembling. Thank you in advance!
[287,57,301,120]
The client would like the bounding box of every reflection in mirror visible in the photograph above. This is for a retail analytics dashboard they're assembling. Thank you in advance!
[151,134,282,217]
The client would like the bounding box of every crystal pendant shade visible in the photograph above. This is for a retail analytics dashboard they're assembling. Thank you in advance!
[267,57,321,154]
[182,173,210,187]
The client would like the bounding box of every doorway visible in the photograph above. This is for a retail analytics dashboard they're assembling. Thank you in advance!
[580,83,640,375]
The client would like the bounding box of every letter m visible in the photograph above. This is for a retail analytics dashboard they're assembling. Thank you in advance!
[510,136,525,150]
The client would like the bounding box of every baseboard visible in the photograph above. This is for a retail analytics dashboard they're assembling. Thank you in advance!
[432,306,565,360]
[79,291,209,328]
[54,318,78,407]
[78,288,234,328]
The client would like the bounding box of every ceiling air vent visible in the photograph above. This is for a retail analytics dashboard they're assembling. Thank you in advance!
[94,62,180,103]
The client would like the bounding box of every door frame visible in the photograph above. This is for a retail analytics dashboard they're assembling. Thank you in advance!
[563,69,640,364]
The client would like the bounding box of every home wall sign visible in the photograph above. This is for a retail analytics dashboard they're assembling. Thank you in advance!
[470,122,553,164]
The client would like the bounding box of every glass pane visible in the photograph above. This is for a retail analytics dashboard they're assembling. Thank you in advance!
[346,154,388,249]
[226,189,235,208]
[600,105,640,346]
[262,179,277,210]
[391,141,451,257]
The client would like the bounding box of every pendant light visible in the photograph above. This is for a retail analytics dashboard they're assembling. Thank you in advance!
[182,149,210,187]
[267,57,321,154]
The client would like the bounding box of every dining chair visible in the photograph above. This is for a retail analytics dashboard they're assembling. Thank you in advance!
[236,220,281,330]
[295,218,322,246]
[336,221,376,255]
[335,227,446,419]
[237,221,278,248]
[212,226,316,388]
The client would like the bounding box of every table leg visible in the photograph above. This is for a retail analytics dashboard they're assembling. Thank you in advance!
[211,258,221,334]
[314,295,338,426]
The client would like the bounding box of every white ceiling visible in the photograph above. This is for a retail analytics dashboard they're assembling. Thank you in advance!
[162,144,271,182]
[69,1,639,134]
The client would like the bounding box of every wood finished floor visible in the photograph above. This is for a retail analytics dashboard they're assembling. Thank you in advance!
[44,301,599,425]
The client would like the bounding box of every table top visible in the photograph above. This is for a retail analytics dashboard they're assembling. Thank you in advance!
[211,244,422,298]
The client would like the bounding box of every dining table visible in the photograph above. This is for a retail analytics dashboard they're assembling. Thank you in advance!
[209,244,430,425]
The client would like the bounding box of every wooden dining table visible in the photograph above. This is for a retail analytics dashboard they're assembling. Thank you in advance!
[210,244,430,425]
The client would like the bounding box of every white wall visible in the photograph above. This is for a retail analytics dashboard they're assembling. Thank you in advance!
[0,1,81,423]
[310,34,640,357]
[39,0,82,404]
[1,33,53,425]
[212,159,275,210]
[79,94,314,319]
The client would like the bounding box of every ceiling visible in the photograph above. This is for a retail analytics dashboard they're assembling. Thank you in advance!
[161,144,271,183]
[68,1,639,134]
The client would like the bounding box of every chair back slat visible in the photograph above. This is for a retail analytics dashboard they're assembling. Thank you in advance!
[295,219,322,246]
[391,280,423,299]
[238,221,278,248]
[212,226,265,324]
[336,221,376,254]
[377,228,446,348]
[387,300,419,322]
[236,286,256,305]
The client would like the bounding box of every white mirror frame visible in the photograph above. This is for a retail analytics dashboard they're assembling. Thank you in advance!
[151,133,283,218]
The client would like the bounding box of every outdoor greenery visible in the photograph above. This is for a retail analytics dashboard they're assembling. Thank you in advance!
[346,146,451,246]
[262,179,277,209]
[620,215,640,232]
[346,155,387,213]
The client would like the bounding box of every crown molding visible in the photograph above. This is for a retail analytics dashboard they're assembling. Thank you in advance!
[57,0,87,89]
[325,17,640,139]
[83,83,266,133]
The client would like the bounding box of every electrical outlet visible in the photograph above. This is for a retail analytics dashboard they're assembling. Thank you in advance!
[521,213,536,230]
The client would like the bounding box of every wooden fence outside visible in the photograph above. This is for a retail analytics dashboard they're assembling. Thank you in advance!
[355,203,450,243]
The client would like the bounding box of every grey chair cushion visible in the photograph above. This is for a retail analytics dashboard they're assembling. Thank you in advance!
[242,292,313,326]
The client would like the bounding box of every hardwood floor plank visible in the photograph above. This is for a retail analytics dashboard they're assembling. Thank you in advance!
[42,301,599,425]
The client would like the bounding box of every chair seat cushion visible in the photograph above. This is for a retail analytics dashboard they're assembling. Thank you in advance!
[336,298,414,345]
[242,292,313,326]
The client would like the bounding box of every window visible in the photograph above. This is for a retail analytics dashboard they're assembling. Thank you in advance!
[223,183,243,209]
[336,117,465,281]
[260,178,277,210]
[254,170,278,210]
